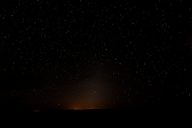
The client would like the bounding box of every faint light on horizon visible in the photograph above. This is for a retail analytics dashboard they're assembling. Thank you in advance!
[65,100,108,110]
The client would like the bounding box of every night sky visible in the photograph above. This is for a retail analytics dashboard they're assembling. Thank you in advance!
[0,0,191,111]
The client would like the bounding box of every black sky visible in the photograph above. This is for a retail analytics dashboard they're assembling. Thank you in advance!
[0,0,191,111]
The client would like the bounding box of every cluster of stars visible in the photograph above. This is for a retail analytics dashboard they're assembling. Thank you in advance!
[0,0,191,110]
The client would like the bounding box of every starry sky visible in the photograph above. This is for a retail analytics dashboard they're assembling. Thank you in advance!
[0,0,191,111]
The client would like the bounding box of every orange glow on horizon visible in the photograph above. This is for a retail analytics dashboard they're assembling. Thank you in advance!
[66,101,106,110]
